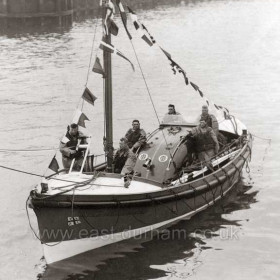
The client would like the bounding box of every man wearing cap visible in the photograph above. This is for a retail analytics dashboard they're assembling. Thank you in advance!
[59,123,87,170]
[200,105,219,136]
[124,120,146,153]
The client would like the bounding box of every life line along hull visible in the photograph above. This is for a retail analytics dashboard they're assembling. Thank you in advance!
[30,139,251,264]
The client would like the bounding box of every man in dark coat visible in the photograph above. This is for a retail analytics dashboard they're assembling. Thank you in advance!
[113,138,137,175]
[59,123,87,170]
[200,105,219,136]
[124,120,146,152]
[190,120,219,171]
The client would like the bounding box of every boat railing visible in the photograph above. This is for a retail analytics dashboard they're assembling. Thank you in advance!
[69,135,91,174]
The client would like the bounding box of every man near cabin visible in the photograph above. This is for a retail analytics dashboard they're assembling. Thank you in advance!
[167,104,180,115]
[162,104,181,123]
[59,123,87,170]
[113,138,137,175]
[124,120,146,153]
[190,120,219,171]
[200,105,219,136]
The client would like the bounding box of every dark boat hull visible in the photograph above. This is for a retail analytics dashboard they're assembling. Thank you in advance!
[29,138,251,263]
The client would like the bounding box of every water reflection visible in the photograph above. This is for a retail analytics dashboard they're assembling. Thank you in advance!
[38,180,257,280]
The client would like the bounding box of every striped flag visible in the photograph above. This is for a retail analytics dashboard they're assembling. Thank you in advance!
[127,6,155,46]
[116,0,132,40]
[82,87,97,106]
[100,39,135,71]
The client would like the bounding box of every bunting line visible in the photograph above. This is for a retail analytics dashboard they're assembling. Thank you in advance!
[127,6,155,47]
[100,1,231,119]
[125,8,230,118]
[161,47,189,85]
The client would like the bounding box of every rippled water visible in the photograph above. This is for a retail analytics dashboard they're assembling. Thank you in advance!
[0,0,279,279]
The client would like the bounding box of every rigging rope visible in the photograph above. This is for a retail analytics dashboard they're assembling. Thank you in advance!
[0,164,44,178]
[128,40,176,163]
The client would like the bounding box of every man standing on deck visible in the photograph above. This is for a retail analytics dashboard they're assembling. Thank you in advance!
[200,105,219,136]
[59,123,87,170]
[124,120,146,153]
[190,120,219,171]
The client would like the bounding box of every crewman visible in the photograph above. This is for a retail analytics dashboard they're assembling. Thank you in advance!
[166,104,180,115]
[59,123,87,170]
[190,120,219,171]
[200,105,219,136]
[124,120,146,152]
[113,138,137,175]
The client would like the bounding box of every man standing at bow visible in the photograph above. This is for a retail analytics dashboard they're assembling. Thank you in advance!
[124,120,146,153]
[59,123,87,170]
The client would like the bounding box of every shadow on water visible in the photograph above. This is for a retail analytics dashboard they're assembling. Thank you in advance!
[38,179,258,280]
[0,0,219,37]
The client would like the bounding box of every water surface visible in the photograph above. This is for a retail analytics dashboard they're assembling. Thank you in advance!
[0,0,279,279]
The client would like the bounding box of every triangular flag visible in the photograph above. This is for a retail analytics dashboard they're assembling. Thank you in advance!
[72,109,90,128]
[82,87,97,106]
[78,112,89,128]
[198,89,204,97]
[48,156,59,172]
[109,20,119,36]
[116,0,132,40]
[190,82,199,91]
[92,57,105,77]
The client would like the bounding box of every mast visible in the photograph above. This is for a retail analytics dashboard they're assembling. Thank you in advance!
[103,2,114,172]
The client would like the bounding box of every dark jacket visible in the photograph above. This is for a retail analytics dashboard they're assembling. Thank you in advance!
[191,126,219,153]
[125,128,146,149]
